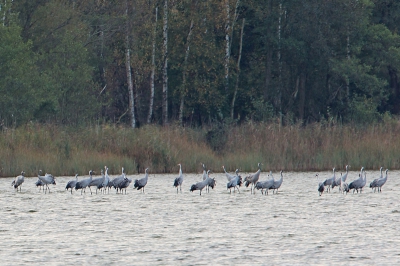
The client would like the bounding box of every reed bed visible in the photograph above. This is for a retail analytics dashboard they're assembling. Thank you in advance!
[1,121,400,177]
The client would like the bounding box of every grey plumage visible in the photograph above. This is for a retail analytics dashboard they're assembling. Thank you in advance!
[65,174,79,194]
[38,170,56,193]
[173,164,184,193]
[12,171,25,192]
[75,170,93,195]
[244,163,262,194]
[316,174,324,196]
[206,176,216,192]
[110,167,126,192]
[323,168,336,192]
[89,169,105,194]
[348,167,365,193]
[134,168,149,193]
[35,178,45,191]
[101,166,111,193]
[370,169,388,192]
[227,175,242,193]
[118,175,132,194]
[190,170,210,195]
[272,170,284,193]
[201,163,207,180]
[332,165,349,190]
[370,167,384,192]
[222,166,237,181]
[255,177,274,195]
[318,182,324,196]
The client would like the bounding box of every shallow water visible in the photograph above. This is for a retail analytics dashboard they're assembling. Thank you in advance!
[0,170,399,265]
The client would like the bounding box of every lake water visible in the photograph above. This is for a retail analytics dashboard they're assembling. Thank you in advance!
[0,170,399,265]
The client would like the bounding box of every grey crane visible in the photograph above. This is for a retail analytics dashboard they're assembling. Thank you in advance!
[134,168,149,193]
[222,166,238,181]
[205,171,216,192]
[271,170,284,194]
[65,174,79,194]
[369,167,383,192]
[371,169,388,192]
[348,167,364,193]
[339,172,350,194]
[35,178,45,192]
[101,166,111,194]
[201,163,208,180]
[38,170,56,193]
[332,165,349,191]
[227,174,242,193]
[89,169,106,194]
[190,170,210,195]
[255,176,274,195]
[173,163,184,193]
[111,167,126,191]
[341,165,350,182]
[244,163,262,194]
[75,170,94,194]
[359,170,367,192]
[12,171,25,192]
[118,175,132,194]
[316,174,324,196]
[94,168,105,193]
[323,168,336,192]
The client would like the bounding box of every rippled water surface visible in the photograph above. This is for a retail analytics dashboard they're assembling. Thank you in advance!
[0,170,399,265]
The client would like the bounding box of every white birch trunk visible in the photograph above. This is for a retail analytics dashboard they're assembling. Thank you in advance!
[2,0,7,26]
[224,0,230,92]
[229,0,240,53]
[178,19,194,126]
[346,30,350,99]
[230,18,245,120]
[125,1,136,128]
[162,0,168,126]
[278,2,283,125]
[147,7,158,124]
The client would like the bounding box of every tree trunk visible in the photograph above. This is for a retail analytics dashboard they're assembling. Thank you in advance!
[277,2,283,125]
[224,0,230,92]
[229,0,241,53]
[231,18,245,120]
[162,0,168,126]
[2,0,8,26]
[298,72,306,121]
[125,0,136,128]
[179,19,194,126]
[147,6,158,124]
[346,30,350,100]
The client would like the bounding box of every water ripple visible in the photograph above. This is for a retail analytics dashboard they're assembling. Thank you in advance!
[0,171,399,265]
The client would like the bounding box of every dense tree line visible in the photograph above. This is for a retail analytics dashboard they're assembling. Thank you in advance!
[1,0,400,128]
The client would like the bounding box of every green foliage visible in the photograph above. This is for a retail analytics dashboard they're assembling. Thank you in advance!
[0,24,41,125]
[3,0,400,127]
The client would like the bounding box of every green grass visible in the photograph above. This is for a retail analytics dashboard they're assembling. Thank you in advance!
[1,121,400,177]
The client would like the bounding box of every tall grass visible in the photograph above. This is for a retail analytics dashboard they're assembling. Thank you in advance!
[1,121,400,177]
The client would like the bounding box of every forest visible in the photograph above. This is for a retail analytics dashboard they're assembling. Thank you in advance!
[1,0,400,128]
[2,1,400,175]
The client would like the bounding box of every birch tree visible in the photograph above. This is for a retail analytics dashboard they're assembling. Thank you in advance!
[178,19,194,126]
[162,0,168,126]
[125,0,136,128]
[224,0,230,92]
[277,1,283,125]
[147,6,157,124]
[230,18,244,119]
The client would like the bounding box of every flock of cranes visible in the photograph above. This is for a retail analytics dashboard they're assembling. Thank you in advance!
[10,163,389,196]
[317,165,389,196]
